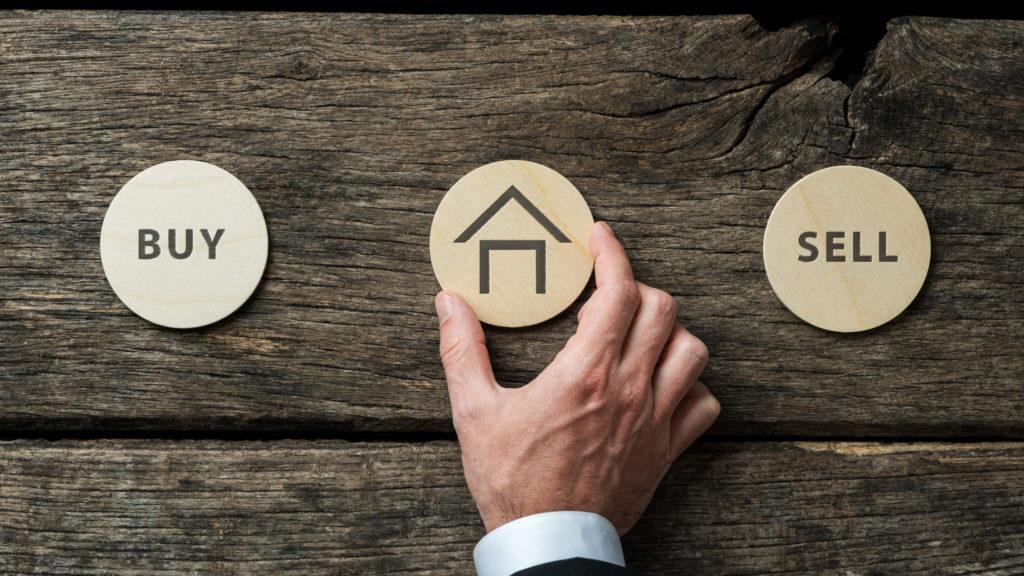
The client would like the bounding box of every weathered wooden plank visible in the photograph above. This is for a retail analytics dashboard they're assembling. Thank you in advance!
[1,439,1022,574]
[0,13,1021,435]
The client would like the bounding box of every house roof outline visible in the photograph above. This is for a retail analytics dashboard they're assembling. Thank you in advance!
[454,186,571,243]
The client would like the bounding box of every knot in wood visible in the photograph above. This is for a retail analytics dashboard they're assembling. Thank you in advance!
[282,53,322,81]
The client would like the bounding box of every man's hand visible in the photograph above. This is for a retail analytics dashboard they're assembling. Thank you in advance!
[435,221,719,536]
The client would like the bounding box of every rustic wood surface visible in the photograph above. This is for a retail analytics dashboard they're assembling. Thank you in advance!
[0,439,1021,575]
[1,13,1021,436]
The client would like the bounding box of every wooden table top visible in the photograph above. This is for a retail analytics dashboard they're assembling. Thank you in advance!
[1,11,1022,574]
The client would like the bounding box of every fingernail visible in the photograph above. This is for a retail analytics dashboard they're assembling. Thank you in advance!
[435,293,453,326]
[597,221,613,234]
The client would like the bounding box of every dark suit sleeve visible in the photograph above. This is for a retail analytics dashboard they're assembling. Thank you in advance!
[512,558,640,576]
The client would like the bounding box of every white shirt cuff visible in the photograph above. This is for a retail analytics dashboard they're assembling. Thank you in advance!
[473,511,625,576]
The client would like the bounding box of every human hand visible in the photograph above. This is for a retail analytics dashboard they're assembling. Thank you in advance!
[434,221,720,536]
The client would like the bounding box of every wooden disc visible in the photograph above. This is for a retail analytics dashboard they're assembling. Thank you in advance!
[100,160,268,329]
[763,166,930,332]
[430,160,595,327]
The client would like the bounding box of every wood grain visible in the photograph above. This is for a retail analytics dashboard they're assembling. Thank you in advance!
[0,13,1021,435]
[99,160,269,329]
[430,159,594,327]
[763,165,931,332]
[1,439,1022,574]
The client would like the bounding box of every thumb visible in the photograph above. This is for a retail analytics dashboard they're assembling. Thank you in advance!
[435,290,498,423]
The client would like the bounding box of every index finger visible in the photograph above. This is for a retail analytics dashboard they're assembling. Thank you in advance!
[571,222,640,352]
[591,221,634,287]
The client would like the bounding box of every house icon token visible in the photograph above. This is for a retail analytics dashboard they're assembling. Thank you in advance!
[430,160,595,327]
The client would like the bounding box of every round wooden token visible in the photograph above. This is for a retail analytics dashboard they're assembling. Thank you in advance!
[430,160,595,327]
[763,166,930,332]
[100,160,268,329]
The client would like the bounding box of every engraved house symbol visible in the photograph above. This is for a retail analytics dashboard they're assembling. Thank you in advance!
[454,186,571,295]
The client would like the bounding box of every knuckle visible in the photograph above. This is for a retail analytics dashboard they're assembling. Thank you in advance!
[450,404,468,431]
[610,281,641,311]
[652,290,678,318]
[580,364,613,394]
[679,332,709,365]
[703,394,722,420]
[614,366,651,411]
[450,380,499,431]
[576,300,590,323]
[439,336,466,368]
[440,331,487,370]
[564,362,614,403]
[620,381,650,412]
[451,396,479,427]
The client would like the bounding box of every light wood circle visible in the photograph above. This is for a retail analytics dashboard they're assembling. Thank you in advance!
[763,166,931,332]
[430,160,594,327]
[100,160,268,329]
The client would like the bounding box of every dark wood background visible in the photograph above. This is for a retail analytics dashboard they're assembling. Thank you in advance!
[1,11,1021,574]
